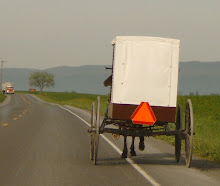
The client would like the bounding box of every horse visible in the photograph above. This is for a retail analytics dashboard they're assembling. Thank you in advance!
[121,136,145,158]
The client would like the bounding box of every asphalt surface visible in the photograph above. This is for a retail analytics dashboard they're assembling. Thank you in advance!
[0,94,219,186]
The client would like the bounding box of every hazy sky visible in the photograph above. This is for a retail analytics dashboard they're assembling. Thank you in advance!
[0,0,220,69]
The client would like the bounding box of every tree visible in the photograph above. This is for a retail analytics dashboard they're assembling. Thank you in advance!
[29,71,55,93]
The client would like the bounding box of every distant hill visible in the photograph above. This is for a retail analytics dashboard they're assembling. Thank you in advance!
[2,61,220,95]
[178,61,220,95]
[3,65,111,95]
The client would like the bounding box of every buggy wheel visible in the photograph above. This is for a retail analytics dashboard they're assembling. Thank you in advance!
[90,102,95,160]
[185,99,194,168]
[94,96,100,165]
[175,105,182,163]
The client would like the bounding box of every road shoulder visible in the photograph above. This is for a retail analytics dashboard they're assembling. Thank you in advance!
[0,95,11,107]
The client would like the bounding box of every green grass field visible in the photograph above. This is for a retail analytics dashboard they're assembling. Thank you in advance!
[34,91,109,116]
[161,95,220,163]
[16,91,220,163]
[0,93,6,103]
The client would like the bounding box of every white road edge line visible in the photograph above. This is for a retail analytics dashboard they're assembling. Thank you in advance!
[58,105,160,186]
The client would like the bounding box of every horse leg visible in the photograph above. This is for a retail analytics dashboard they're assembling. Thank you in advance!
[121,135,128,158]
[130,136,136,156]
[139,136,145,151]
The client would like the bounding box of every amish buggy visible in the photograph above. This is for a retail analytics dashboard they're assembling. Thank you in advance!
[88,36,194,167]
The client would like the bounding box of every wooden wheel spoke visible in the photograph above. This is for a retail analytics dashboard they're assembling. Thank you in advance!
[94,96,100,165]
[175,105,182,163]
[185,99,194,168]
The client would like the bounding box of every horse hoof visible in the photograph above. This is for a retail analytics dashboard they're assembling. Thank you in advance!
[139,143,145,151]
[121,153,127,159]
[130,151,136,156]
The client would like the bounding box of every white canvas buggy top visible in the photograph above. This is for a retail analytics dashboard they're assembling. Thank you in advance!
[110,36,180,108]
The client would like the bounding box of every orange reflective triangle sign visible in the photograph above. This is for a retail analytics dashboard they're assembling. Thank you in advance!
[131,102,156,125]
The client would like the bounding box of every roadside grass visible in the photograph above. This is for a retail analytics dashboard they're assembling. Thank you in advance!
[18,91,220,163]
[183,96,220,163]
[0,93,6,103]
[29,91,109,116]
[158,95,220,164]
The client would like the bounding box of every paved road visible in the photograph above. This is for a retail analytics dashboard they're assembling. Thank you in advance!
[0,94,219,186]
